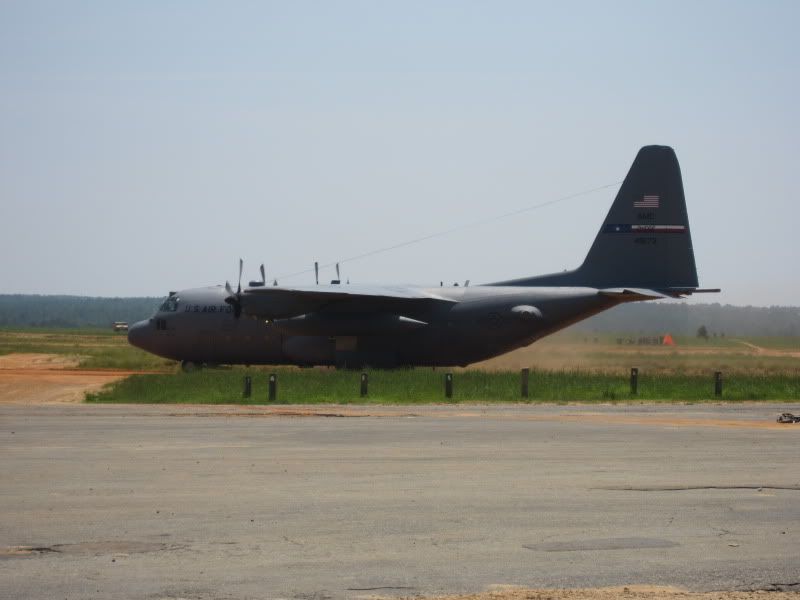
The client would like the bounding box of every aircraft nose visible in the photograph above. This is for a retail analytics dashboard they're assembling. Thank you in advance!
[127,320,152,351]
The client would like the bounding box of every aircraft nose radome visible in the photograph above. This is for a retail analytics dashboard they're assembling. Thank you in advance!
[127,320,150,350]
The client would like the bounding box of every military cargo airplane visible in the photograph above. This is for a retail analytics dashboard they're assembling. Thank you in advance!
[128,145,718,370]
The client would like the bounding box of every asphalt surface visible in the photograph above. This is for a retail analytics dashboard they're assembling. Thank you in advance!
[1,402,800,600]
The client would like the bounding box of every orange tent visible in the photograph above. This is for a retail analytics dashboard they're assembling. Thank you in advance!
[662,333,676,346]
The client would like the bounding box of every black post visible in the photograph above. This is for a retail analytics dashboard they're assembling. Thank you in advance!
[630,367,639,395]
[243,375,252,398]
[445,373,453,399]
[360,373,368,397]
[714,371,723,396]
[521,368,530,398]
[268,373,277,402]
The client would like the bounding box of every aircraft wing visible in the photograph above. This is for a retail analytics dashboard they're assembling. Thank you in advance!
[236,284,456,320]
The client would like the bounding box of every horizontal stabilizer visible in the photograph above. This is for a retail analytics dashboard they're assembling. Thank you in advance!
[665,287,721,295]
[649,287,721,298]
[599,288,672,301]
[600,287,721,300]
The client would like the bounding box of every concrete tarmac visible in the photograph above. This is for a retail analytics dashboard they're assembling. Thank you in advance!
[1,402,799,599]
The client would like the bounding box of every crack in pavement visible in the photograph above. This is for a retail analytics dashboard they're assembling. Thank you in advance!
[347,586,416,591]
[763,583,800,592]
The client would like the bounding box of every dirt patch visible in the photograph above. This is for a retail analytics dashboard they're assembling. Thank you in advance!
[386,586,800,599]
[732,339,800,358]
[1,541,175,558]
[539,412,798,431]
[0,353,139,404]
[166,406,422,419]
[473,337,800,373]
[152,404,797,431]
[0,353,81,369]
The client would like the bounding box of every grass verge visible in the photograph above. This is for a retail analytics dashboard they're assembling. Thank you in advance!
[0,329,175,370]
[85,368,800,404]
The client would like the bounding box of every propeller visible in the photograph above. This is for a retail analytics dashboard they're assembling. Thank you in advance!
[249,263,266,287]
[336,262,340,281]
[314,261,319,285]
[224,258,244,317]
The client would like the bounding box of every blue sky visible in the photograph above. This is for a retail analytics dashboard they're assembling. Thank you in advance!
[1,1,798,305]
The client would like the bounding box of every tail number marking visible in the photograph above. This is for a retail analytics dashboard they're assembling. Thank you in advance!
[604,224,686,234]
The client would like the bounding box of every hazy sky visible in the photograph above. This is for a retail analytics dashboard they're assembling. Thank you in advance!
[1,1,797,306]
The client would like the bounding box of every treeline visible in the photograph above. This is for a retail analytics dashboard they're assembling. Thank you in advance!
[1,294,799,336]
[0,295,160,329]
[571,302,800,337]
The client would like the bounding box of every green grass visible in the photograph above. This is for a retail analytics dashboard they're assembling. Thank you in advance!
[85,368,800,404]
[0,326,121,336]
[0,329,175,370]
[2,328,796,375]
[75,347,175,370]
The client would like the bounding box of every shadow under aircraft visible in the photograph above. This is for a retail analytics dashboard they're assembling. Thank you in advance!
[129,145,718,370]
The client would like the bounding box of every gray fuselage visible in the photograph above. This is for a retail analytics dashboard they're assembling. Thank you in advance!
[128,284,617,368]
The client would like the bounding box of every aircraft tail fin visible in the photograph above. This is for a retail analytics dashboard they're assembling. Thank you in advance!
[576,145,698,289]
[495,145,702,292]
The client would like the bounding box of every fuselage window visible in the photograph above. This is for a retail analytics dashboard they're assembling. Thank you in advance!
[156,318,168,331]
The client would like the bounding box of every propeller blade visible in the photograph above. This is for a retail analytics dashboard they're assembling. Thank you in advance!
[314,261,319,285]
[260,264,265,285]
[336,262,340,281]
[223,260,245,318]
[223,290,242,317]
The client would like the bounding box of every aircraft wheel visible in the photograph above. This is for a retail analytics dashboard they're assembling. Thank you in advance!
[181,360,202,373]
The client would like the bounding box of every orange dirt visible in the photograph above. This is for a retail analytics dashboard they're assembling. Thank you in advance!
[0,353,140,404]
[153,405,798,431]
[386,586,800,600]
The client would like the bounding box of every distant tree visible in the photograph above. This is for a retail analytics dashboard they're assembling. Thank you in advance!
[0,295,159,328]
[697,325,709,340]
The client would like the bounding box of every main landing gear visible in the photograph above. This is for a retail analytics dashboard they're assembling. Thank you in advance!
[181,360,203,373]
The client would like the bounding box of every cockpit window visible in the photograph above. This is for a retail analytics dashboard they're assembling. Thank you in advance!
[159,297,179,312]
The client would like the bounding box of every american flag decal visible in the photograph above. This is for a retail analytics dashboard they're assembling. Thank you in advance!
[634,194,660,208]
